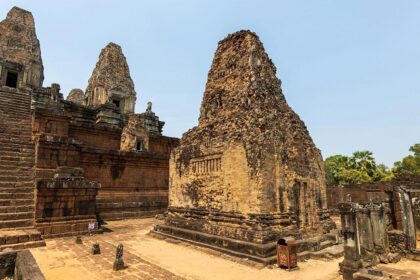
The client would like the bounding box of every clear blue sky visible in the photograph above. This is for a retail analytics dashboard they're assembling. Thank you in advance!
[1,1,419,167]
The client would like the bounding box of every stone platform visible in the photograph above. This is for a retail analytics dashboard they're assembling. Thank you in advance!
[153,222,341,264]
[0,229,45,251]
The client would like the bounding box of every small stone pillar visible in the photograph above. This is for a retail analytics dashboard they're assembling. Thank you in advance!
[113,244,125,271]
[92,242,101,255]
[75,235,82,244]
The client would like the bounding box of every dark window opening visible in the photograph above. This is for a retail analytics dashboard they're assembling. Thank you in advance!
[45,121,52,133]
[42,208,53,218]
[136,140,144,151]
[5,71,18,88]
[113,99,120,108]
[76,201,90,216]
[62,207,71,217]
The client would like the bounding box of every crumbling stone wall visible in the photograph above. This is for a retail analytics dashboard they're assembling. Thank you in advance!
[31,90,178,221]
[0,7,43,89]
[155,30,332,262]
[120,103,168,152]
[85,43,136,114]
[35,167,101,237]
[338,202,389,280]
[327,175,420,250]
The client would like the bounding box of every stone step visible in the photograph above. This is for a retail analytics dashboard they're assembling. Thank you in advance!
[0,91,31,99]
[0,193,34,200]
[0,170,33,177]
[0,187,34,194]
[0,228,45,251]
[0,150,34,157]
[0,182,33,188]
[0,175,33,181]
[0,199,33,206]
[0,100,31,107]
[0,164,33,170]
[297,244,344,261]
[0,161,33,168]
[0,219,33,229]
[0,111,30,116]
[0,107,30,111]
[0,155,34,162]
[0,144,34,152]
[319,240,334,251]
[0,134,33,140]
[0,205,34,213]
[0,146,33,152]
[0,239,46,251]
[0,137,35,143]
[0,212,34,221]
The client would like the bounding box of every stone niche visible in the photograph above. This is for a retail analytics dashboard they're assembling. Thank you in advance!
[154,30,334,263]
[35,167,101,237]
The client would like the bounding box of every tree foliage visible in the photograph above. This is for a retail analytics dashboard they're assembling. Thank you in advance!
[392,143,420,175]
[324,150,393,186]
[325,143,420,186]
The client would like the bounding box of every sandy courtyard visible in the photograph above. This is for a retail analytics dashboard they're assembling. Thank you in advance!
[28,218,418,280]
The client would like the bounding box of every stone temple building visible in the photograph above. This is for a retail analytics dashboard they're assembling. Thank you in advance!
[0,6,178,248]
[154,30,334,263]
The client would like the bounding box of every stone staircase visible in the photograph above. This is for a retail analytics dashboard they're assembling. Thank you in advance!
[0,88,45,250]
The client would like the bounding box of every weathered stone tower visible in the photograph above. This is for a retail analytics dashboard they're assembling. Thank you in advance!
[0,7,44,89]
[85,42,136,114]
[154,30,331,262]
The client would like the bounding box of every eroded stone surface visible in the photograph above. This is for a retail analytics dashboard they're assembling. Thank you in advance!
[156,30,333,262]
[0,7,44,89]
[66,88,84,104]
[85,43,136,114]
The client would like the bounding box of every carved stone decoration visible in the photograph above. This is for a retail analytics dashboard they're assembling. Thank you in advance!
[154,30,333,263]
[85,43,136,114]
[0,7,44,89]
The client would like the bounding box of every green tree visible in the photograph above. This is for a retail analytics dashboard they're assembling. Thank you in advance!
[324,150,392,186]
[392,143,420,175]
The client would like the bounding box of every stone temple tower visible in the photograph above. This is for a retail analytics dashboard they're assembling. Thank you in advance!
[154,30,333,263]
[85,42,136,114]
[0,7,44,89]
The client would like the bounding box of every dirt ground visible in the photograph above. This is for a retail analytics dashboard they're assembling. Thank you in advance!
[29,218,417,280]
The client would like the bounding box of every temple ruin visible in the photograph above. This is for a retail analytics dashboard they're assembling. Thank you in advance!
[0,5,418,279]
[154,30,335,263]
[0,6,178,247]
